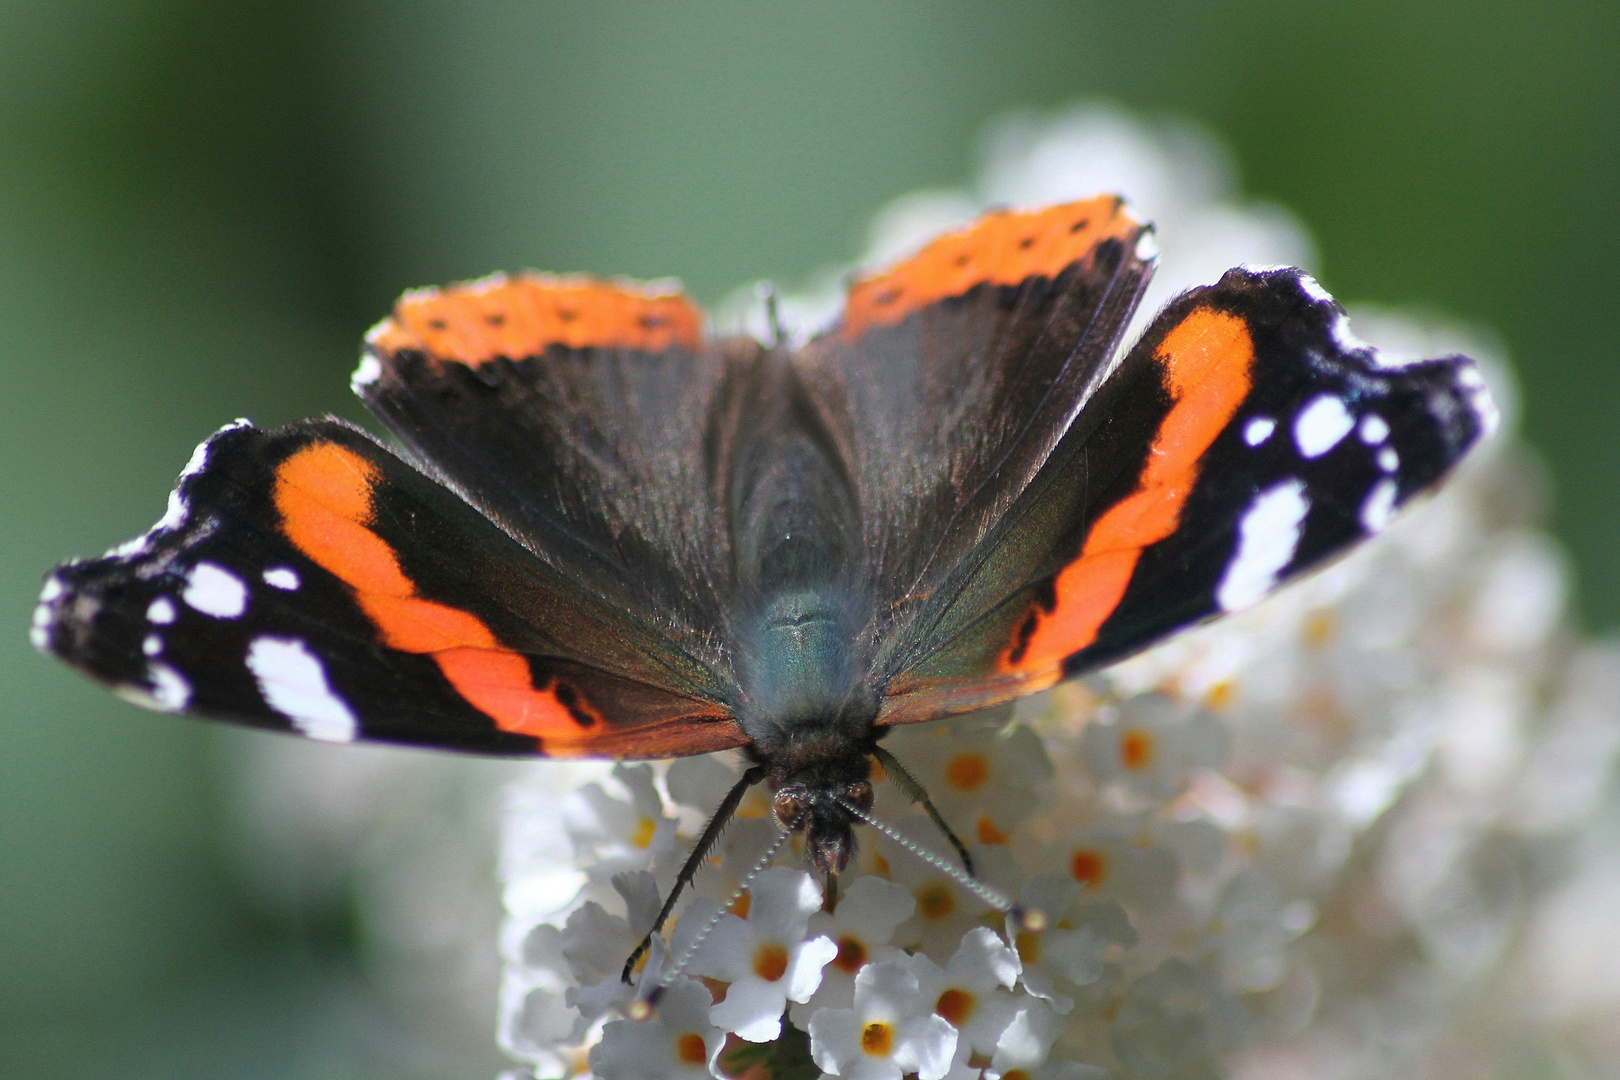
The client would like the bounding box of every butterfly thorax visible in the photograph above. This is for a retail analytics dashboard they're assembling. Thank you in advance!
[729,356,881,873]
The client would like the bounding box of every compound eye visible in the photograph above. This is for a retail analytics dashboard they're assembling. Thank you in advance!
[845,780,874,811]
[773,792,805,829]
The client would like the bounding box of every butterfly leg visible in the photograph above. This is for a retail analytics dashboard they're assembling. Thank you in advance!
[870,745,975,877]
[622,763,768,984]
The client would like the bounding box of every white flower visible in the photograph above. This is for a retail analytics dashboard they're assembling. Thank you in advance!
[1010,873,1136,1015]
[680,867,838,1042]
[1041,821,1180,914]
[590,978,725,1080]
[907,926,1032,1069]
[790,874,917,1026]
[810,957,959,1080]
[562,871,664,1031]
[880,831,1001,960]
[884,716,1055,846]
[1081,692,1226,803]
[565,763,679,880]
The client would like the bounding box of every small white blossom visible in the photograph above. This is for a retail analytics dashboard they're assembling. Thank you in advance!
[810,957,960,1080]
[908,927,1028,1068]
[1082,692,1227,803]
[884,716,1055,846]
[590,978,725,1080]
[1009,873,1136,1015]
[681,867,838,1042]
[565,763,680,881]
[790,874,917,1026]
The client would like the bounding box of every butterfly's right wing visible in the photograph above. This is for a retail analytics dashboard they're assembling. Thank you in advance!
[876,267,1494,723]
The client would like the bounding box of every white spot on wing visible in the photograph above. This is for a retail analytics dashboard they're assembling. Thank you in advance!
[1294,272,1335,306]
[247,636,359,743]
[1243,416,1276,446]
[1361,478,1399,533]
[1378,446,1399,473]
[1217,478,1311,612]
[183,562,248,619]
[147,663,191,711]
[351,354,382,391]
[1134,229,1159,261]
[1358,413,1390,444]
[31,577,60,649]
[147,596,177,624]
[263,566,300,591]
[1293,395,1355,458]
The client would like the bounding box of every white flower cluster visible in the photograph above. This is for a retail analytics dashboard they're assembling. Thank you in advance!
[221,104,1620,1078]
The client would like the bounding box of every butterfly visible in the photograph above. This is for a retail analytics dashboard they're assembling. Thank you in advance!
[33,196,1493,977]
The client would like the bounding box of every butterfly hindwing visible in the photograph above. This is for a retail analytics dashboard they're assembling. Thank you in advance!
[34,419,746,757]
[877,266,1494,724]
[792,198,1157,663]
[357,275,761,686]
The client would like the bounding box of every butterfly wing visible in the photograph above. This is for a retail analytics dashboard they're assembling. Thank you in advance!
[356,274,763,688]
[792,198,1157,666]
[34,419,746,758]
[876,266,1495,723]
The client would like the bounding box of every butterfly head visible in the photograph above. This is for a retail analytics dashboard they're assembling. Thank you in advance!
[770,771,874,875]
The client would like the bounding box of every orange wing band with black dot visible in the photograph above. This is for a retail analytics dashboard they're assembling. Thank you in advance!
[366,273,705,365]
[272,441,601,752]
[999,308,1255,679]
[840,196,1143,338]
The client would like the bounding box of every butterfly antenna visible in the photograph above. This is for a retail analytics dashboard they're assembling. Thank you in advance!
[636,813,798,1010]
[834,796,1017,914]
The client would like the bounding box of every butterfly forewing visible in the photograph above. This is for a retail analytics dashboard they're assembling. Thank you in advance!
[877,267,1493,724]
[35,419,746,757]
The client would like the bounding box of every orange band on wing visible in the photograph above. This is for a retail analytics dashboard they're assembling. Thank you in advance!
[366,273,704,366]
[272,442,597,750]
[1000,308,1254,676]
[841,197,1142,338]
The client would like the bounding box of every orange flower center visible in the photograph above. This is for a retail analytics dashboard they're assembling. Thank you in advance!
[675,1033,707,1065]
[1015,931,1040,964]
[752,942,789,982]
[1071,848,1108,888]
[976,815,1010,845]
[833,935,868,974]
[1120,727,1155,770]
[1003,1071,1033,1080]
[945,752,991,791]
[935,987,976,1026]
[630,816,658,849]
[916,882,955,921]
[861,1021,895,1056]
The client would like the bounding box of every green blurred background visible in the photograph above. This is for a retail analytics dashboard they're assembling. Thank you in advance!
[1,2,1614,1076]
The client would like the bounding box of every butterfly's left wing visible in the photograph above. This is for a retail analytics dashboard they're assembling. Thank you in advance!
[876,267,1495,724]
[33,419,746,758]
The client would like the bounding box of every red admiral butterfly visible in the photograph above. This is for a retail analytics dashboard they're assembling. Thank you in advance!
[32,197,1493,976]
